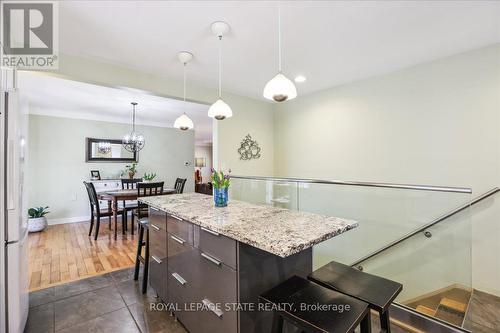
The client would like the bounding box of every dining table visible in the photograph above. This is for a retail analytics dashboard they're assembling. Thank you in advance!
[98,188,176,239]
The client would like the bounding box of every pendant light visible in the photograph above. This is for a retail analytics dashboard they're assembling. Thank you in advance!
[208,21,233,120]
[122,102,145,152]
[263,7,297,102]
[174,51,195,130]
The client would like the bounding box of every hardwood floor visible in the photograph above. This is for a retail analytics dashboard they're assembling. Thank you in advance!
[28,218,137,291]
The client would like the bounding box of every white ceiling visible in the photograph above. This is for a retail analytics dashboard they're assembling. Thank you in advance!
[59,1,500,100]
[19,72,212,145]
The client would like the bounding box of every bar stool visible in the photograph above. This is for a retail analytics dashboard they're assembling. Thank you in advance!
[259,276,372,333]
[134,218,150,294]
[308,261,403,333]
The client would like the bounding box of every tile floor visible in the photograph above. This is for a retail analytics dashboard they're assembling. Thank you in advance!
[25,267,415,333]
[25,268,187,333]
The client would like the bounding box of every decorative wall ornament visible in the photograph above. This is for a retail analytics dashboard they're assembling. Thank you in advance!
[238,134,261,160]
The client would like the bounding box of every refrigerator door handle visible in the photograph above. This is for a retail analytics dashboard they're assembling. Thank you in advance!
[7,139,15,210]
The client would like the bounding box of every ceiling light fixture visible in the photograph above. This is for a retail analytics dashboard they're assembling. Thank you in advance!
[122,102,145,152]
[294,75,306,83]
[208,21,233,120]
[174,51,195,131]
[97,141,112,154]
[263,7,297,102]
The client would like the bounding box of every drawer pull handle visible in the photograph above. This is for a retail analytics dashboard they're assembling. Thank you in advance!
[201,252,221,266]
[172,272,187,286]
[170,235,185,245]
[151,255,162,264]
[150,224,160,231]
[202,299,223,318]
[201,226,220,236]
[171,214,182,221]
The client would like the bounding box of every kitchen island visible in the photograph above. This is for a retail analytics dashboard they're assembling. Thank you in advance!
[139,193,357,333]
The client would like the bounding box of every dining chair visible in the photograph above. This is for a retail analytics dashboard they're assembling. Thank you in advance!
[121,178,142,233]
[134,181,165,221]
[174,178,187,194]
[83,181,125,240]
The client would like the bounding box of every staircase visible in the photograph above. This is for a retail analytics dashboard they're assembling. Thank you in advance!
[406,285,471,327]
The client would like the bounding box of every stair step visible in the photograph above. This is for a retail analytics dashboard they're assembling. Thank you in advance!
[439,297,467,313]
[415,305,436,316]
[434,306,465,327]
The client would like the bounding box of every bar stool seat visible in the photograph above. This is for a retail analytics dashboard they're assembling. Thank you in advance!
[260,275,371,333]
[308,261,403,333]
[134,218,150,294]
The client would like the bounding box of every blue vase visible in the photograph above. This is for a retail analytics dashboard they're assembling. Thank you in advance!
[213,187,228,207]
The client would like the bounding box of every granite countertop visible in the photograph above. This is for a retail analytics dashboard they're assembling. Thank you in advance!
[140,193,358,258]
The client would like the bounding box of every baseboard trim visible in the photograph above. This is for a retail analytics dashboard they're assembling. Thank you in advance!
[48,216,90,225]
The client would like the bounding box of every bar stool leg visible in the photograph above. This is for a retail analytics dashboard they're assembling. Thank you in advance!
[271,312,284,333]
[134,225,144,281]
[380,309,391,333]
[360,311,372,333]
[142,229,149,294]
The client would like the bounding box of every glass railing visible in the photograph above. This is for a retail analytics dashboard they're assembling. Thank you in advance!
[230,175,473,330]
[355,204,472,328]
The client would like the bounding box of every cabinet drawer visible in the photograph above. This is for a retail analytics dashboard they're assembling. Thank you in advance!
[148,207,167,230]
[193,251,238,333]
[167,270,199,332]
[197,250,237,305]
[149,254,167,302]
[168,234,199,280]
[167,214,193,245]
[168,268,197,303]
[149,225,167,258]
[93,181,121,191]
[197,296,238,333]
[195,226,237,269]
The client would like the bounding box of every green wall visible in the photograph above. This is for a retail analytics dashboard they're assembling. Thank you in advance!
[27,115,195,222]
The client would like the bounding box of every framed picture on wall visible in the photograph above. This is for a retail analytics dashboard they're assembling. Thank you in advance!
[90,170,101,180]
[85,138,138,163]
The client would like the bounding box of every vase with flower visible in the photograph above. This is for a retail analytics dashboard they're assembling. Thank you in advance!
[211,168,231,207]
[125,163,137,179]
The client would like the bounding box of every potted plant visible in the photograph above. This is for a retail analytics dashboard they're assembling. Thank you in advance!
[143,172,157,182]
[28,206,49,232]
[211,169,231,207]
[125,163,138,179]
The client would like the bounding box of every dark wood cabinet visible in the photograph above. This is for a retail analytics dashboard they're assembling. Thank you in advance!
[148,208,168,301]
[147,208,312,333]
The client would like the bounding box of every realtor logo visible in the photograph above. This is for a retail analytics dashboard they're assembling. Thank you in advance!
[1,1,58,69]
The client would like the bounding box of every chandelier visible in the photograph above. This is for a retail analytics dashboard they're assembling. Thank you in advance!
[122,102,145,153]
[97,141,111,154]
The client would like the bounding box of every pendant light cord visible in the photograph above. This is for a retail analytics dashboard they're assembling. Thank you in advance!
[183,62,186,102]
[278,6,282,72]
[132,104,136,132]
[218,35,222,98]
[183,62,187,115]
[130,102,137,133]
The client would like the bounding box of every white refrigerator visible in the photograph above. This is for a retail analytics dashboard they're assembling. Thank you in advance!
[0,67,29,333]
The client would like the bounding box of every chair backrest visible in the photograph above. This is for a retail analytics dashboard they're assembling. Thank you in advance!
[137,181,164,197]
[174,178,187,194]
[122,178,142,189]
[83,181,100,212]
